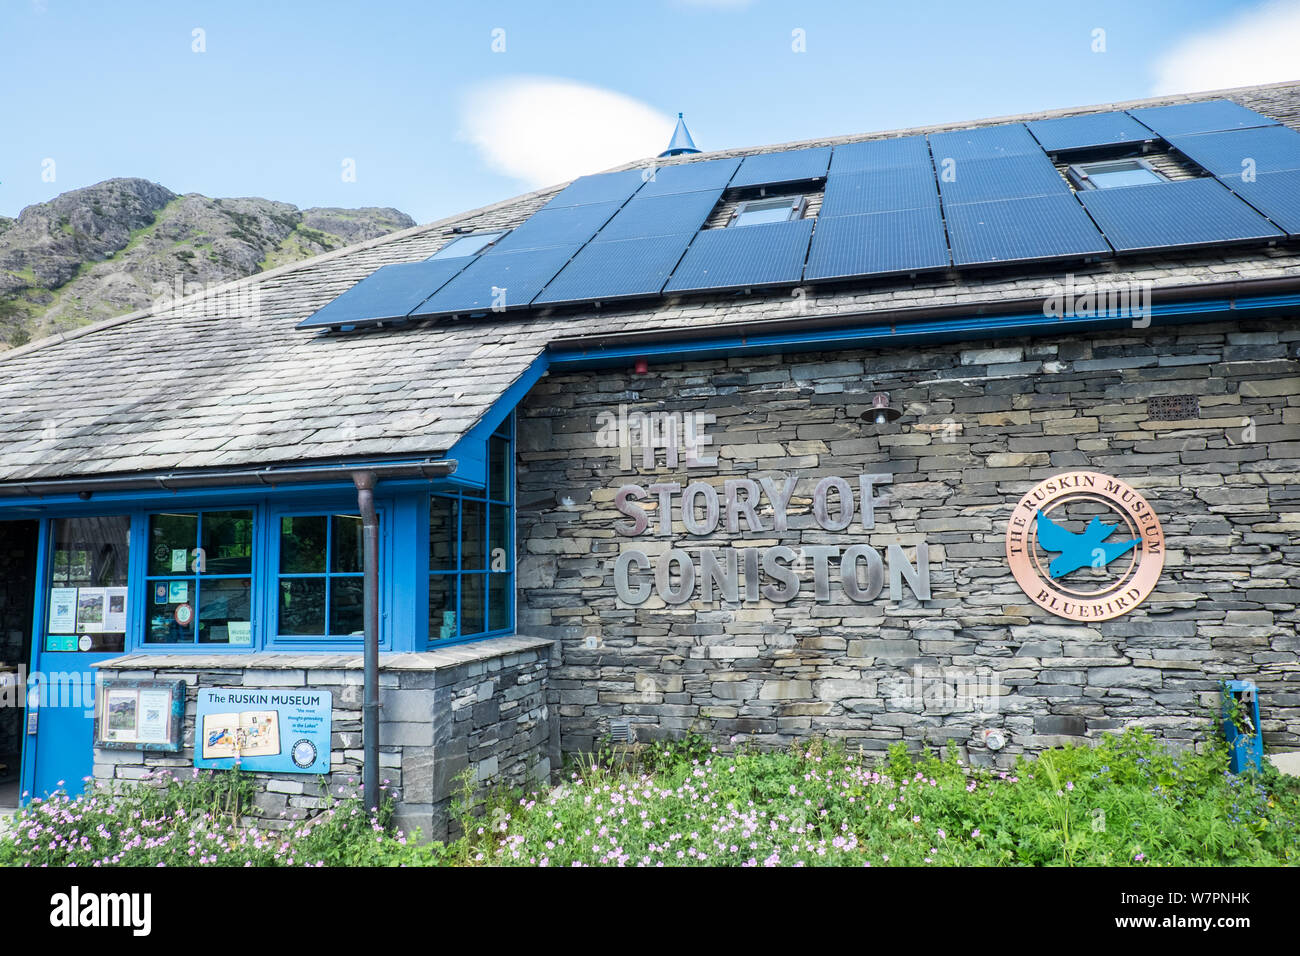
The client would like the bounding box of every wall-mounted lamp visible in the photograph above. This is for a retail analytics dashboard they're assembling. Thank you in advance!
[860,392,902,426]
[633,358,650,375]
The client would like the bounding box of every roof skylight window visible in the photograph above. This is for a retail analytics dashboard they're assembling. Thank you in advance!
[729,196,807,227]
[1068,159,1167,190]
[429,231,508,259]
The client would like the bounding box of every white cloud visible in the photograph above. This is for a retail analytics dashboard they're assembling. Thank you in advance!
[1151,0,1300,95]
[459,77,675,189]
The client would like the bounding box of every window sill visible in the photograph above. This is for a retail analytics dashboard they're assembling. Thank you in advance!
[93,634,553,672]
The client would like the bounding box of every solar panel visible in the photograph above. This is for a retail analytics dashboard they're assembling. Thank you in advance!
[804,208,950,280]
[411,244,580,315]
[1027,112,1157,152]
[1078,177,1283,252]
[946,194,1110,266]
[929,123,1041,161]
[829,135,931,173]
[636,157,740,197]
[542,168,647,209]
[731,147,831,188]
[820,167,940,217]
[937,154,1071,205]
[594,190,722,241]
[534,235,692,304]
[664,219,814,293]
[487,202,622,254]
[1227,169,1300,236]
[1168,125,1300,178]
[1128,99,1279,138]
[296,260,470,329]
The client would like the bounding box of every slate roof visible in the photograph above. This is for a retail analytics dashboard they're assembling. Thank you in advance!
[2,81,1299,486]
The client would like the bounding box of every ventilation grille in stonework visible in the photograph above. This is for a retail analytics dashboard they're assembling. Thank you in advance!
[609,718,635,743]
[1147,394,1200,420]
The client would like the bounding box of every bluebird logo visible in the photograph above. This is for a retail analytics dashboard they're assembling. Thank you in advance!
[1034,509,1141,579]
[1005,472,1164,622]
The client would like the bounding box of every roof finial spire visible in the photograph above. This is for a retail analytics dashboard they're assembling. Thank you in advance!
[660,112,701,157]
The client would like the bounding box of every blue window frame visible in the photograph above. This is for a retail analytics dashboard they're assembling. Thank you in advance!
[430,415,514,642]
[274,511,376,641]
[144,509,254,645]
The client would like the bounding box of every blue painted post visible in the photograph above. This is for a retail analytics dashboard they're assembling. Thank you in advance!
[1221,680,1263,774]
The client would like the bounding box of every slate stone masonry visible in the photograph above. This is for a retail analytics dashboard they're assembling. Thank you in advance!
[92,637,553,840]
[516,317,1300,766]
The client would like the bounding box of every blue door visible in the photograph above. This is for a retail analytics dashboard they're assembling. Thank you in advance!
[26,647,115,800]
[23,514,132,802]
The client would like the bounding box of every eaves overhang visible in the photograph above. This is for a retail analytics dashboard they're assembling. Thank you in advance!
[546,275,1300,369]
[0,457,458,503]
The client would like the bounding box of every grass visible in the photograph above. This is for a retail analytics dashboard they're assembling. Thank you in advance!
[3,729,1296,867]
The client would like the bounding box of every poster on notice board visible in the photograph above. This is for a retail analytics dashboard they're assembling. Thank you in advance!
[194,688,331,774]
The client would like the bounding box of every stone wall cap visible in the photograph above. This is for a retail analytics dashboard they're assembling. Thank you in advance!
[92,635,554,672]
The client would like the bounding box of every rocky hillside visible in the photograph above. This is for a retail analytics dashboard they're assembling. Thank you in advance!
[0,178,414,349]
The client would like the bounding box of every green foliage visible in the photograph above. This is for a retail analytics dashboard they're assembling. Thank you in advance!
[462,728,1300,867]
[1220,684,1257,737]
[0,768,443,867]
[5,730,1297,867]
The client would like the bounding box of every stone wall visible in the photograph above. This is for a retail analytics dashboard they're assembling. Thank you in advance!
[516,317,1300,766]
[92,637,553,839]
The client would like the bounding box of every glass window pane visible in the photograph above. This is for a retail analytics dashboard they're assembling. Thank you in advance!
[734,198,797,227]
[198,578,252,644]
[146,605,188,644]
[461,573,485,636]
[331,514,364,573]
[202,510,253,575]
[429,576,456,640]
[1085,161,1163,189]
[329,577,364,636]
[488,573,511,632]
[428,231,505,260]
[430,496,459,570]
[279,578,326,635]
[462,500,486,571]
[148,513,196,576]
[489,504,512,572]
[489,435,511,502]
[735,207,791,227]
[280,515,327,574]
[52,516,130,588]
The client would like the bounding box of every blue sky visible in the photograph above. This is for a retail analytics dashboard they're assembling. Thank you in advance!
[2,0,1297,223]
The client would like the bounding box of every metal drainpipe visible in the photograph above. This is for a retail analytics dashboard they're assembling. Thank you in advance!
[353,470,381,814]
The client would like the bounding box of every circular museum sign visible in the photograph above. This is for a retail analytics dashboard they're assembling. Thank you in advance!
[1005,471,1164,622]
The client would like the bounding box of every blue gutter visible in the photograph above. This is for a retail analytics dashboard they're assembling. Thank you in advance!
[546,291,1300,369]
